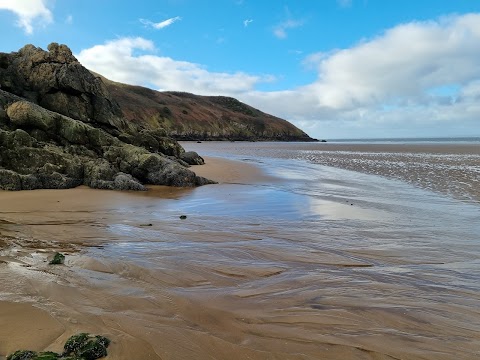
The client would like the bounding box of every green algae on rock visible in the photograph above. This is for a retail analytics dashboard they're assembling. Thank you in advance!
[48,252,65,265]
[63,334,110,360]
[7,351,62,360]
[6,333,110,360]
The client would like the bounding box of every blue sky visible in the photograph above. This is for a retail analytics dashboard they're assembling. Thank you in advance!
[1,0,480,139]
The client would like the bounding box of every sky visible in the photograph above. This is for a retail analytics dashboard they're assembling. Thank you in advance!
[1,1,480,139]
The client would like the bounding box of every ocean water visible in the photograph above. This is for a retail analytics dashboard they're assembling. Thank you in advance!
[328,137,480,144]
[185,141,480,203]
[1,140,479,359]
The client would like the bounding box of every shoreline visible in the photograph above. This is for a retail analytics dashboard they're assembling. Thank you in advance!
[0,156,269,359]
[1,149,479,360]
[182,141,480,203]
[190,156,277,184]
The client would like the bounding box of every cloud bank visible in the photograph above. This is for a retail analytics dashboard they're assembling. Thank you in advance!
[76,37,270,95]
[0,0,52,34]
[78,13,480,138]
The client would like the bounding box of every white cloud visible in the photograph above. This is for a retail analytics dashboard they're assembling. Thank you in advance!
[306,14,480,111]
[0,0,52,34]
[245,13,480,137]
[243,19,253,27]
[77,13,480,138]
[140,16,181,30]
[65,14,73,24]
[273,18,304,39]
[76,37,271,95]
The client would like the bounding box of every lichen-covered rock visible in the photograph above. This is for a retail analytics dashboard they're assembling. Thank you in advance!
[113,173,146,191]
[7,334,110,360]
[6,351,61,360]
[0,43,214,191]
[0,43,129,132]
[0,169,22,190]
[63,333,90,355]
[49,252,65,265]
[32,352,59,360]
[181,151,205,165]
[125,128,184,158]
[0,89,215,191]
[7,101,54,131]
[6,350,37,360]
[63,333,110,360]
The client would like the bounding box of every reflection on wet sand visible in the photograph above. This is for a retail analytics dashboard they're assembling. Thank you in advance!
[1,146,480,359]
[186,142,480,202]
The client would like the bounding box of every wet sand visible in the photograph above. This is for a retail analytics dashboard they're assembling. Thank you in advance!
[0,158,282,359]
[184,141,480,203]
[1,151,480,359]
[191,156,277,184]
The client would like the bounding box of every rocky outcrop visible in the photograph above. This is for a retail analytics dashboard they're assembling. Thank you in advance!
[0,93,213,190]
[7,332,111,360]
[0,43,183,157]
[0,43,128,132]
[181,151,205,165]
[0,42,317,191]
[0,45,214,191]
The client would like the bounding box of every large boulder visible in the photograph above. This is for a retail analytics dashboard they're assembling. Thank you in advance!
[0,43,201,161]
[181,151,205,165]
[0,43,130,132]
[0,90,215,191]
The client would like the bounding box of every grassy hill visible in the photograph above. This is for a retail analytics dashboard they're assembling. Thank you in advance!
[101,76,316,142]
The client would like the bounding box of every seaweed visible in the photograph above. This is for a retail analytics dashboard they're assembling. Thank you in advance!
[49,252,65,265]
[6,351,60,360]
[6,333,110,360]
[7,350,37,360]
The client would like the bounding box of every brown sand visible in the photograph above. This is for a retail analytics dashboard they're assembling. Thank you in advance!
[191,156,276,184]
[0,157,281,360]
[0,156,478,359]
[0,302,64,355]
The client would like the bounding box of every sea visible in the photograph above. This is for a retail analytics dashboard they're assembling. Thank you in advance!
[1,138,480,359]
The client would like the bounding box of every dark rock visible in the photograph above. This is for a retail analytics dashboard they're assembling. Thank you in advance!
[0,43,216,191]
[180,215,187,219]
[32,352,59,360]
[181,151,205,165]
[113,173,146,191]
[7,334,110,360]
[7,350,37,360]
[49,252,65,265]
[127,129,184,157]
[0,89,214,191]
[63,333,110,360]
[0,43,128,132]
[0,169,22,190]
[63,333,90,355]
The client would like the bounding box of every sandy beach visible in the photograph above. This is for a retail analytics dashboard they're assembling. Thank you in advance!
[1,146,479,360]
[0,157,281,360]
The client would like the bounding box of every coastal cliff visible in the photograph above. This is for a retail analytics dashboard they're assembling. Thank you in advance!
[0,43,315,191]
[0,43,212,190]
